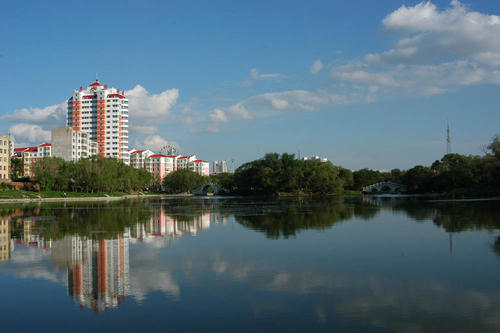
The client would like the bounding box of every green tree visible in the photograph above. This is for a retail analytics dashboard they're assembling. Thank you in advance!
[163,169,205,194]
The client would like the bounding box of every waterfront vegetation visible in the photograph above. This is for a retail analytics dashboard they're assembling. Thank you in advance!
[1,134,499,198]
[348,134,500,197]
[31,156,153,193]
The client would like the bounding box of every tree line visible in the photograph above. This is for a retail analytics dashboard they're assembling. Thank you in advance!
[13,134,498,197]
[161,153,347,195]
[345,135,500,196]
[31,156,153,193]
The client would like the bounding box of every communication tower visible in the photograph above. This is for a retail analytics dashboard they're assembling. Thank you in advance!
[446,120,452,155]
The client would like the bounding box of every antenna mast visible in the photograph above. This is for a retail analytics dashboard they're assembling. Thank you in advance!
[446,120,452,155]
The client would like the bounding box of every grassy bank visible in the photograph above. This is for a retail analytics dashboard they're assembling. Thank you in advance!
[0,189,131,200]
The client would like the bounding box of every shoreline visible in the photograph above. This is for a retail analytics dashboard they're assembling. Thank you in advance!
[0,193,193,205]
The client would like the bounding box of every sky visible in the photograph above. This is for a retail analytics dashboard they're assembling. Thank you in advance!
[1,0,499,170]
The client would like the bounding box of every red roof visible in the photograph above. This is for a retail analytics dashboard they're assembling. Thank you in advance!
[130,150,144,154]
[107,93,124,99]
[39,143,51,147]
[178,155,192,159]
[89,81,102,87]
[149,154,169,158]
[15,147,38,152]
[193,160,208,163]
[164,155,178,158]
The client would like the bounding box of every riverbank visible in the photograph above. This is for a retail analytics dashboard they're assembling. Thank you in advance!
[0,192,193,204]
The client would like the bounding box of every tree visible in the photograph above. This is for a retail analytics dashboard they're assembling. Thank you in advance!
[10,158,22,180]
[486,134,500,159]
[163,169,205,194]
[352,169,383,190]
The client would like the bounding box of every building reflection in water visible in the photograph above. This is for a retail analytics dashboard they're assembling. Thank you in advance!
[0,205,219,312]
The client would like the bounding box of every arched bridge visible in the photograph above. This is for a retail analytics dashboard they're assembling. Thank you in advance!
[362,182,407,194]
[193,182,222,195]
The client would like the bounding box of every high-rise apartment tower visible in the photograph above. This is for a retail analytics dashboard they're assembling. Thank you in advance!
[67,81,129,164]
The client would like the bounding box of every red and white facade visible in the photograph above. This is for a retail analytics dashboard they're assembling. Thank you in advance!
[13,143,52,177]
[129,150,154,169]
[67,81,129,164]
[188,160,209,176]
[129,152,209,180]
[144,154,169,181]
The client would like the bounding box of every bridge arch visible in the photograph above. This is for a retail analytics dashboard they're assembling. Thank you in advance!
[362,182,407,194]
[193,182,222,195]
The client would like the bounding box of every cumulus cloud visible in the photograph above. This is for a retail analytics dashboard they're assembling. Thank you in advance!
[133,135,181,153]
[1,101,67,125]
[329,1,500,98]
[9,124,51,145]
[205,89,350,130]
[310,59,324,74]
[126,85,179,132]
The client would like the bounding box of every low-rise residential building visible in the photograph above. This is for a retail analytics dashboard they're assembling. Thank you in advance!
[129,150,154,169]
[177,155,196,170]
[0,135,12,182]
[51,126,98,162]
[145,154,169,181]
[129,151,209,180]
[164,155,180,174]
[13,143,52,178]
[189,160,210,176]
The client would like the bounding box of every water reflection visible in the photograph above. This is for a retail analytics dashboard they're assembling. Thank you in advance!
[0,197,499,332]
[0,201,217,312]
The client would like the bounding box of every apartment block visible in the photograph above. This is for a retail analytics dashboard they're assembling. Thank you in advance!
[13,143,52,178]
[212,160,228,175]
[0,135,12,182]
[51,126,98,162]
[67,81,129,164]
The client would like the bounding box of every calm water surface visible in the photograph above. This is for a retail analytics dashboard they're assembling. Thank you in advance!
[0,196,499,332]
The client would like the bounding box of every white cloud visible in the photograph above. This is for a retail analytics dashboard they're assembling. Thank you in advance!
[126,85,179,132]
[133,135,180,153]
[310,59,324,74]
[249,68,283,80]
[256,90,330,112]
[1,101,67,125]
[328,1,500,98]
[9,124,51,145]
[209,102,252,123]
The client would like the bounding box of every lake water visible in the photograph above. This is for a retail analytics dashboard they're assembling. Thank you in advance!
[0,196,499,332]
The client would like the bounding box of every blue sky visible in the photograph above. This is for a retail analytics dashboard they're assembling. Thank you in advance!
[1,0,499,170]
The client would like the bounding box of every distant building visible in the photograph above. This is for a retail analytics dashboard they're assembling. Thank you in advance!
[0,135,12,182]
[51,127,98,162]
[13,143,52,178]
[67,80,130,164]
[301,155,328,162]
[212,160,228,175]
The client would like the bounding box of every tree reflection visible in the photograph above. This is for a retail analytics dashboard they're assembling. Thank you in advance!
[235,198,355,239]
